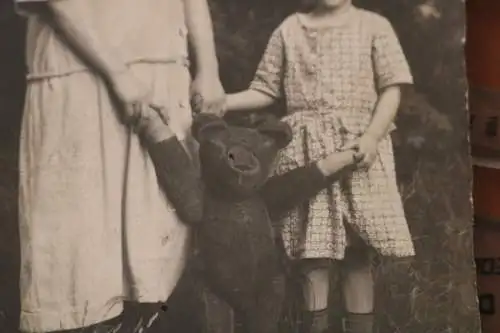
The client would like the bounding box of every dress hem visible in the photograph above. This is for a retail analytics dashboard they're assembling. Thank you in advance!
[19,302,123,333]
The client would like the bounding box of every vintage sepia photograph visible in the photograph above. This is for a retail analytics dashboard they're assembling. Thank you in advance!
[0,0,479,333]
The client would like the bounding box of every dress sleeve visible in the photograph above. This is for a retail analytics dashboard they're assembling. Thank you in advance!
[249,27,286,99]
[372,16,413,90]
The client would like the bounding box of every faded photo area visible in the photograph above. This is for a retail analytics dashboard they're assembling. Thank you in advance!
[0,1,478,333]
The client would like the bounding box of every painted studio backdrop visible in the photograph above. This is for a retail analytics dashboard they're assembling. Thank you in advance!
[0,0,479,333]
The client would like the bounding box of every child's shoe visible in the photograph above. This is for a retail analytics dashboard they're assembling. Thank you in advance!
[341,313,374,333]
[302,309,329,333]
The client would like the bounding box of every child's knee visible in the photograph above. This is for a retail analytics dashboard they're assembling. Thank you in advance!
[300,259,331,285]
[299,259,331,310]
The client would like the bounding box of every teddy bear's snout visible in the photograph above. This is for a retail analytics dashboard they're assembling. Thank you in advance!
[227,146,260,175]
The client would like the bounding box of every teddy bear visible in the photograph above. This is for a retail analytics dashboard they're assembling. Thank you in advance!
[133,109,361,333]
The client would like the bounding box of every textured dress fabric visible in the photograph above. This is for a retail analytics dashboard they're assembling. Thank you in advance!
[250,6,415,260]
[16,0,192,331]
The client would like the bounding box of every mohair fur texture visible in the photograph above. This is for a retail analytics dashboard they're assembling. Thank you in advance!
[138,113,356,333]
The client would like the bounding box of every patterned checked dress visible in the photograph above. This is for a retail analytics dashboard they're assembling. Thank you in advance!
[250,6,415,260]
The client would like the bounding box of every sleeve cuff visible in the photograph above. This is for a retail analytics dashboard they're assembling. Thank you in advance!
[378,74,414,91]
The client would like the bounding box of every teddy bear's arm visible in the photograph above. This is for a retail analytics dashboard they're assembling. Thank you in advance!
[147,137,205,225]
[260,164,330,221]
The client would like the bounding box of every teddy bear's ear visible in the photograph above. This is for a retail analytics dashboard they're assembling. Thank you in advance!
[256,117,293,149]
[192,113,228,142]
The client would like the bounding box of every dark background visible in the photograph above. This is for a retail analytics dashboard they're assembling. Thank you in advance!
[0,0,479,332]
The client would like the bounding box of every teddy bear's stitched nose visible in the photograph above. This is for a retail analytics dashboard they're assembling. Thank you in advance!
[228,146,259,173]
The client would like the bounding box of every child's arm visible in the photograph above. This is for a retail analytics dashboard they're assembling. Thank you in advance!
[223,26,285,114]
[347,86,401,168]
[368,14,413,138]
[346,15,413,167]
[260,150,362,221]
[225,90,276,113]
[365,85,401,142]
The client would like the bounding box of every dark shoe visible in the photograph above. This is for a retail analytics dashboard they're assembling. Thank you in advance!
[341,313,374,333]
[303,309,329,333]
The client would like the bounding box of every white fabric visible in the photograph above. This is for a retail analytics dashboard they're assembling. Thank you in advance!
[18,0,189,79]
[18,1,192,332]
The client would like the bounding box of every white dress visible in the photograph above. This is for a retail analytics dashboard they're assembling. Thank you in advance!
[15,0,192,331]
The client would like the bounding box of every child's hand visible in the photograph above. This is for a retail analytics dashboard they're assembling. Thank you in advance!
[317,149,365,177]
[199,95,228,117]
[343,133,378,169]
[190,74,226,116]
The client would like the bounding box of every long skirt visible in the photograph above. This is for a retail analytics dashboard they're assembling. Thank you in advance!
[18,62,192,332]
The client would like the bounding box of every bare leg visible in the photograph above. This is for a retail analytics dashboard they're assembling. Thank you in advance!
[303,268,330,312]
[341,246,375,333]
[300,261,331,333]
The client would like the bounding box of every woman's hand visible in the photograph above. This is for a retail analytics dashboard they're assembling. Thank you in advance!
[108,70,152,126]
[343,133,379,169]
[190,74,226,116]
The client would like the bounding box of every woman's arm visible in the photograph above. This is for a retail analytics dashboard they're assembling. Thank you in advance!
[364,85,401,141]
[183,0,218,77]
[183,0,225,114]
[30,1,150,123]
[40,1,128,82]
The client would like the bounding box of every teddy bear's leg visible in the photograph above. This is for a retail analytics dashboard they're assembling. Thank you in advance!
[159,267,208,333]
[202,288,236,333]
[238,275,286,333]
[202,273,281,333]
